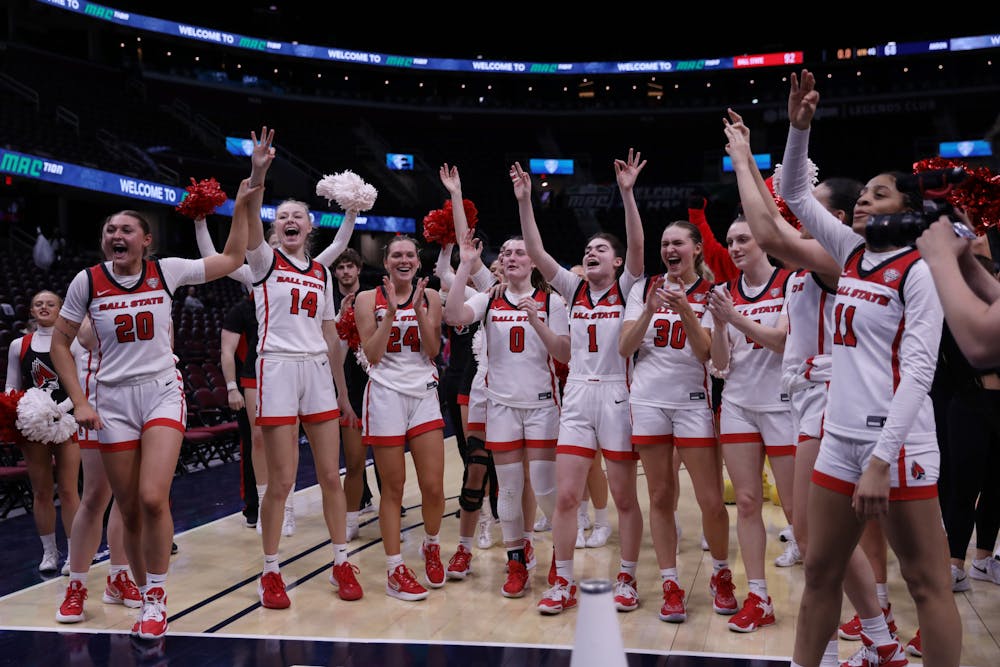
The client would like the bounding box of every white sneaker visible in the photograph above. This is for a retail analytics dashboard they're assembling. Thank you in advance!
[778,525,793,542]
[970,556,1000,585]
[39,550,60,573]
[700,534,710,551]
[585,524,612,548]
[282,506,296,537]
[346,521,359,542]
[575,527,586,549]
[533,514,551,532]
[61,559,70,576]
[477,516,496,549]
[359,501,378,516]
[952,563,972,591]
[775,539,802,567]
[577,509,592,531]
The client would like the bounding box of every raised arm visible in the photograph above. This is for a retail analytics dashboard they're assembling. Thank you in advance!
[616,148,646,278]
[440,163,485,276]
[203,178,254,283]
[434,243,456,293]
[313,209,358,267]
[194,216,252,286]
[246,126,275,253]
[510,161,560,282]
[442,229,483,327]
[688,196,737,283]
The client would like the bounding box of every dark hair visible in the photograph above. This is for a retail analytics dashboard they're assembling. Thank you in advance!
[103,210,153,257]
[334,248,362,269]
[821,177,863,222]
[665,220,714,283]
[586,232,626,277]
[887,171,924,212]
[499,235,552,293]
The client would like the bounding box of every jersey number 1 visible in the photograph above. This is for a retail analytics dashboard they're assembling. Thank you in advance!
[833,304,858,347]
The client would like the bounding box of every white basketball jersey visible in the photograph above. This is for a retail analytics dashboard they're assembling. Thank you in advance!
[626,276,713,409]
[85,259,175,385]
[720,268,793,411]
[471,288,567,409]
[782,270,837,384]
[366,286,439,397]
[253,249,335,358]
[565,276,636,382]
[824,246,936,440]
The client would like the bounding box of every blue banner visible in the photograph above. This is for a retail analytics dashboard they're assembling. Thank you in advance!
[0,147,415,232]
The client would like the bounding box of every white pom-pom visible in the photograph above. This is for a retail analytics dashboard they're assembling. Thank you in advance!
[772,158,819,193]
[471,328,487,370]
[15,388,78,444]
[354,347,371,372]
[315,171,378,212]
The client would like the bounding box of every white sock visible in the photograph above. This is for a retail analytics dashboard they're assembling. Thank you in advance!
[40,532,57,553]
[712,558,729,573]
[748,578,768,599]
[860,614,893,645]
[875,582,890,609]
[147,571,167,589]
[424,533,440,546]
[333,544,348,566]
[820,639,840,667]
[256,484,267,504]
[285,484,295,509]
[660,567,678,583]
[386,554,404,572]
[593,507,609,526]
[458,536,473,550]
[620,560,637,578]
[555,559,574,583]
[263,553,280,574]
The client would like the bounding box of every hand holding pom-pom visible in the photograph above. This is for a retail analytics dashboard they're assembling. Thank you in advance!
[316,171,378,211]
[15,388,77,444]
[0,390,25,443]
[176,177,228,219]
[336,306,362,351]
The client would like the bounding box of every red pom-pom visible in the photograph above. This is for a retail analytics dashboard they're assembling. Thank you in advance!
[0,390,24,443]
[421,199,479,246]
[336,307,361,351]
[764,176,802,230]
[913,158,1000,233]
[175,177,229,220]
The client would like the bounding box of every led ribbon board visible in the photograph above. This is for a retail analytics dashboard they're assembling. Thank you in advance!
[0,148,415,232]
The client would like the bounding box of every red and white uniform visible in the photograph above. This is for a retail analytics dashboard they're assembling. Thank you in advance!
[465,287,568,451]
[550,267,639,459]
[362,286,444,446]
[625,276,717,447]
[61,259,198,450]
[71,338,99,449]
[781,270,837,442]
[248,245,339,425]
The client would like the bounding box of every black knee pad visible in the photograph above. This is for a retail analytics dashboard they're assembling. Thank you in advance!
[459,452,492,512]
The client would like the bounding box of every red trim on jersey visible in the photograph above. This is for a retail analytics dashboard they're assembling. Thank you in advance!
[890,319,905,392]
[467,421,486,432]
[765,444,795,457]
[811,469,855,496]
[407,419,444,439]
[240,377,257,389]
[555,444,597,459]
[812,468,937,500]
[301,408,340,423]
[817,288,828,360]
[525,438,556,449]
[798,433,819,444]
[102,439,141,452]
[601,449,640,461]
[675,436,718,448]
[456,393,470,405]
[256,416,298,426]
[486,439,525,452]
[719,432,763,445]
[18,332,32,363]
[364,434,407,446]
[78,439,100,450]
[142,418,185,434]
[632,434,674,446]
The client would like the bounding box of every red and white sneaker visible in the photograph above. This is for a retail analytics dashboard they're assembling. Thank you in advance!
[658,580,687,622]
[728,592,775,632]
[258,572,291,609]
[905,629,921,657]
[56,580,87,623]
[613,572,639,612]
[547,548,557,586]
[840,606,898,641]
[502,559,530,598]
[524,539,537,570]
[137,587,168,639]
[386,564,429,601]
[103,571,142,609]
[330,562,363,601]
[710,567,738,615]
[446,546,473,580]
[422,542,446,589]
[840,633,908,667]
[537,576,577,615]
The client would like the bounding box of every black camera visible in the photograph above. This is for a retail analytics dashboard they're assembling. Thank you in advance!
[865,168,976,248]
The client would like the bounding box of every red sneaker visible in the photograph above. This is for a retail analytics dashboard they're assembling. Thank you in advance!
[905,629,921,657]
[422,542,446,589]
[137,587,168,639]
[537,576,577,615]
[258,572,291,609]
[710,567,738,615]
[840,606,898,641]
[330,562,363,601]
[841,632,908,667]
[103,571,142,609]
[547,548,557,586]
[502,559,530,598]
[56,580,87,623]
[613,572,639,612]
[728,592,775,632]
[446,546,473,580]
[658,580,686,622]
[524,539,537,570]
[386,564,429,601]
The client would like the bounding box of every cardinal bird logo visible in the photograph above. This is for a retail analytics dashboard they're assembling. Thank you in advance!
[31,359,59,392]
[911,460,926,480]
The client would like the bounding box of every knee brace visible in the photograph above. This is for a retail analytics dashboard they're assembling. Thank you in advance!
[495,462,524,525]
[459,447,492,512]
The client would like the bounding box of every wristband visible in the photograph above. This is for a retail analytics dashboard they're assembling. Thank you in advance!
[226,381,239,392]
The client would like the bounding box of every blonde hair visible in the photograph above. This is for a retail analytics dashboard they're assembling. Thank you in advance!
[666,220,714,283]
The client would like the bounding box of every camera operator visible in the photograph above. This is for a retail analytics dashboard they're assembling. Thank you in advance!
[917,218,1000,368]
